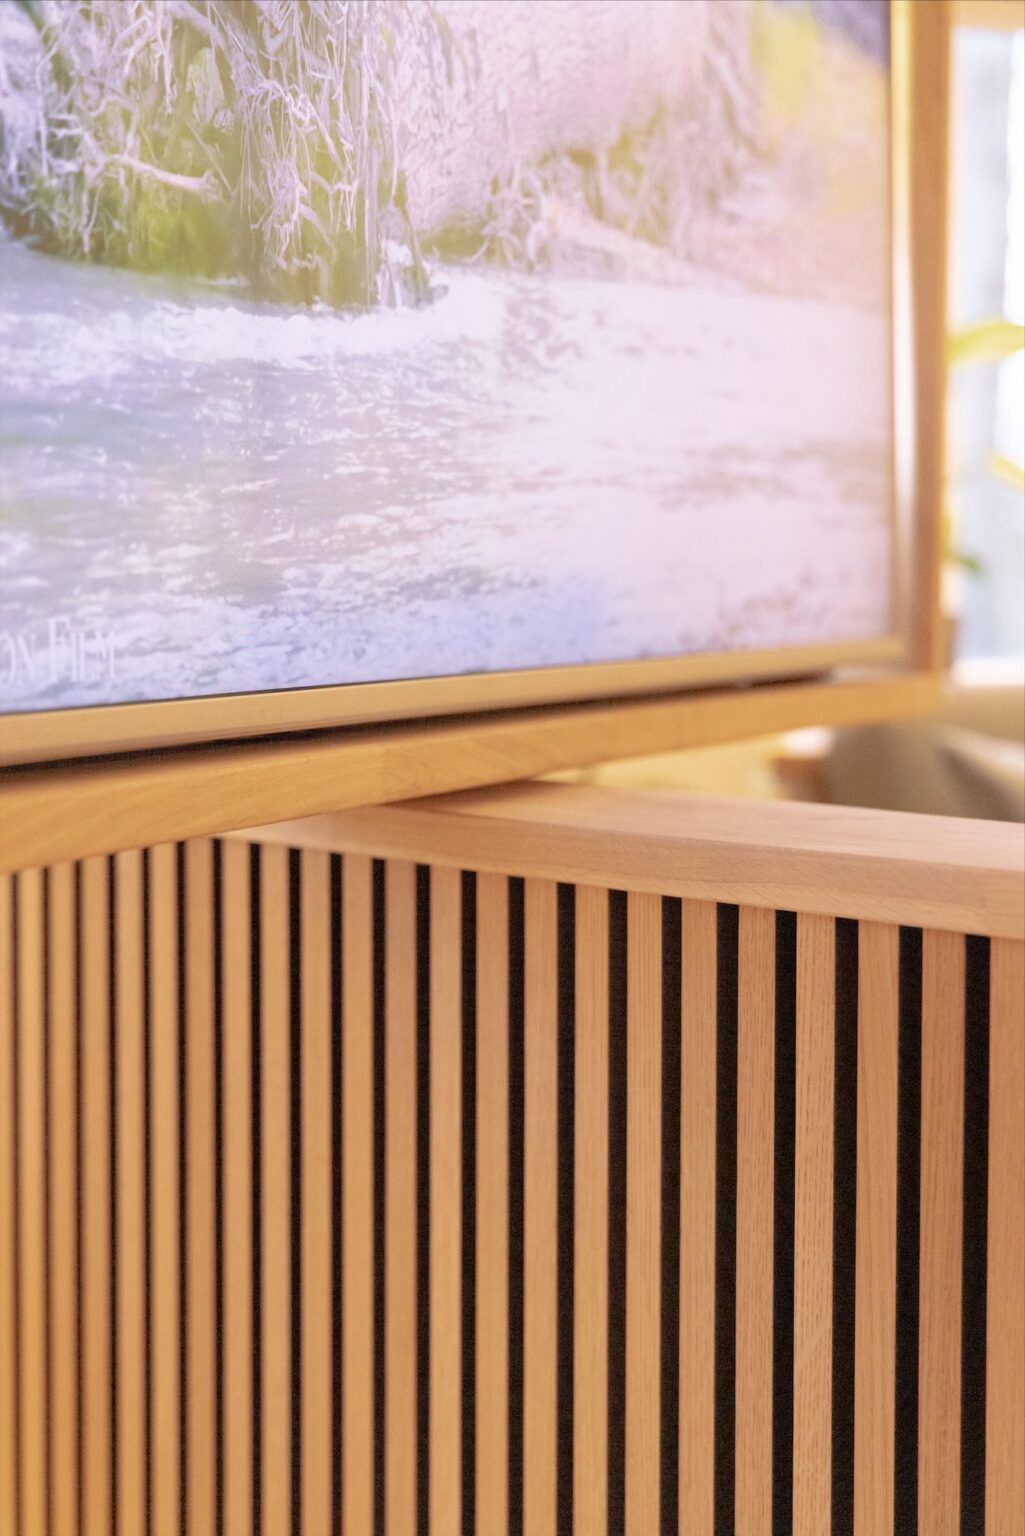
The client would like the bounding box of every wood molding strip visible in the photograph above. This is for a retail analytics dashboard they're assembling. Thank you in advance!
[793,913,836,1535]
[918,928,966,1535]
[524,878,559,1536]
[735,905,776,1535]
[625,891,662,1536]
[0,675,941,874]
[573,884,609,1536]
[679,899,717,1536]
[986,938,1025,1535]
[259,843,292,1536]
[242,781,1024,942]
[385,858,419,1536]
[47,863,78,1536]
[221,839,253,1536]
[477,871,511,1536]
[429,864,463,1535]
[853,921,900,1536]
[340,854,375,1536]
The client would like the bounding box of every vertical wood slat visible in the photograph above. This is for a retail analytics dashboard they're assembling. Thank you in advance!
[149,845,180,1536]
[735,905,775,1535]
[115,849,146,1536]
[260,843,292,1536]
[48,864,78,1536]
[524,878,559,1536]
[987,937,1025,1536]
[301,849,333,1535]
[221,840,252,1536]
[80,855,111,1536]
[854,922,899,1536]
[17,868,46,1536]
[793,912,836,1536]
[919,928,966,1535]
[0,875,15,1536]
[477,871,510,1536]
[185,839,217,1536]
[386,859,419,1536]
[626,892,661,1536]
[679,899,717,1536]
[341,853,375,1536]
[430,865,463,1536]
[573,885,608,1536]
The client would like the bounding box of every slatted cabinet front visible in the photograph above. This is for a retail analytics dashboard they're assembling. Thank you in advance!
[1,836,1022,1535]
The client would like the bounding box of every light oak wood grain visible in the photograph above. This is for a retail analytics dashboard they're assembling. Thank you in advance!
[0,674,941,874]
[793,913,835,1536]
[919,928,966,1536]
[47,866,77,1536]
[573,885,609,1536]
[80,856,112,1536]
[906,0,951,671]
[854,922,900,1536]
[679,900,717,1536]
[47,863,78,1536]
[301,849,333,1535]
[221,839,253,1536]
[0,875,14,1536]
[244,780,1024,942]
[149,844,180,1536]
[431,864,463,1536]
[115,848,147,1536]
[524,878,559,1536]
[986,938,1025,1536]
[626,892,662,1536]
[735,905,775,1536]
[260,843,292,1536]
[185,839,217,1536]
[16,868,46,1536]
[386,858,418,1536]
[477,871,510,1536]
[953,0,1024,29]
[341,854,375,1536]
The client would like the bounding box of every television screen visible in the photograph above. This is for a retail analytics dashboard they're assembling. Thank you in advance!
[0,0,902,759]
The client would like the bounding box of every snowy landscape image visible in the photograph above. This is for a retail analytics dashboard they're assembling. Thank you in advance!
[0,0,895,715]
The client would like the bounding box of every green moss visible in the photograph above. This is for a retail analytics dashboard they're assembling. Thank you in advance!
[2,0,450,306]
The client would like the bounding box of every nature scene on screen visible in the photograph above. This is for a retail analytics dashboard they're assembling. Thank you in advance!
[0,0,894,714]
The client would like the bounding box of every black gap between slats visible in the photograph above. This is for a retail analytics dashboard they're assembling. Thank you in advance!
[330,855,343,1536]
[372,860,387,1536]
[11,878,21,1535]
[142,850,153,1536]
[832,918,859,1536]
[416,865,432,1536]
[289,849,302,1536]
[507,876,525,1536]
[660,898,682,1536]
[176,845,188,1536]
[462,871,477,1536]
[557,884,575,1536]
[894,926,923,1534]
[213,842,225,1536]
[607,889,628,1536]
[715,904,739,1536]
[75,861,85,1536]
[42,869,52,1536]
[961,935,990,1536]
[250,845,263,1536]
[772,910,797,1536]
[109,855,119,1535]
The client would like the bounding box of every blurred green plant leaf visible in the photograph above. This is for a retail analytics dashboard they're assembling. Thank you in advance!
[990,453,1025,492]
[947,319,1025,365]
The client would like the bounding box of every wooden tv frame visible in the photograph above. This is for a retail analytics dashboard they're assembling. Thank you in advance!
[0,0,950,871]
